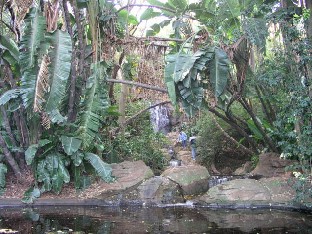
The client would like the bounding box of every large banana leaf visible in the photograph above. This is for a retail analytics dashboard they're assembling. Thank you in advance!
[76,62,110,149]
[85,153,113,182]
[44,30,72,118]
[19,8,46,73]
[209,48,230,98]
[164,48,215,115]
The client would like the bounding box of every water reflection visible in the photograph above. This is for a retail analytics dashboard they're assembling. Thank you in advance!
[0,205,311,233]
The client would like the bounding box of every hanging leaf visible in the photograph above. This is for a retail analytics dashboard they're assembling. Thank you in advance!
[209,47,230,98]
[85,153,113,182]
[25,144,39,165]
[0,35,19,61]
[0,89,21,106]
[19,8,46,73]
[60,136,82,156]
[44,30,72,118]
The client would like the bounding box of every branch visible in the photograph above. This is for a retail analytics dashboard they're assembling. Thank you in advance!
[112,101,171,135]
[106,79,168,93]
[116,4,195,20]
[125,101,171,125]
[137,36,185,43]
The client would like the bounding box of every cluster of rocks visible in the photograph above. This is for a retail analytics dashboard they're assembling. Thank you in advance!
[75,152,311,211]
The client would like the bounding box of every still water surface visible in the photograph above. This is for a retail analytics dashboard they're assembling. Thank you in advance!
[0,205,311,233]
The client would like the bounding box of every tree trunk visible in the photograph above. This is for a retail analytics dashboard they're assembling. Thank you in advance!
[63,0,77,122]
[118,83,129,133]
[0,132,21,180]
[239,97,279,152]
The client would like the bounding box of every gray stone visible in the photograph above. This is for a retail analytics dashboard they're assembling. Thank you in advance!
[161,165,210,195]
[197,177,297,204]
[138,176,184,204]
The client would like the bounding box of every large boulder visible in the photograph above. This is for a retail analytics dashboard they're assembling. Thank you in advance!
[161,165,210,195]
[251,153,295,177]
[197,177,296,204]
[138,176,184,204]
[80,160,154,199]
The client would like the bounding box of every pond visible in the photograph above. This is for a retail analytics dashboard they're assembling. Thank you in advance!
[0,205,311,233]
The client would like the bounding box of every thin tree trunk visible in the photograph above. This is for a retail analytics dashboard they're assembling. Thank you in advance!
[0,133,21,180]
[1,106,17,146]
[107,79,168,93]
[255,85,274,125]
[118,83,129,133]
[204,102,259,153]
[109,53,125,105]
[239,97,279,152]
[70,0,85,121]
[5,65,30,147]
[0,106,26,168]
[211,115,254,155]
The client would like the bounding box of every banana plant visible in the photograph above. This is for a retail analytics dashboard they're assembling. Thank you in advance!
[0,6,114,201]
[165,46,230,116]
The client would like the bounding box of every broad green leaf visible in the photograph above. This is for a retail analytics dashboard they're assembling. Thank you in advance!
[209,48,230,98]
[140,8,161,21]
[0,89,21,106]
[85,153,113,182]
[22,187,41,204]
[25,144,39,165]
[61,136,82,156]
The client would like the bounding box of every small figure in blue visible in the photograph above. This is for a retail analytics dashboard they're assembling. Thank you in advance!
[178,131,188,148]
[189,136,196,160]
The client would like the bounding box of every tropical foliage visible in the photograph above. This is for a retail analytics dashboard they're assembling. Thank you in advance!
[0,0,311,202]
